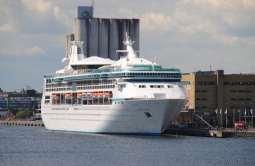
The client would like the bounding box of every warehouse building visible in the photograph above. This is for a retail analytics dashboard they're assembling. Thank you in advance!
[180,70,255,127]
[65,6,139,60]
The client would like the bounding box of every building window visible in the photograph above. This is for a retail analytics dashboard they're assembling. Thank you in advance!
[224,81,230,85]
[197,81,215,86]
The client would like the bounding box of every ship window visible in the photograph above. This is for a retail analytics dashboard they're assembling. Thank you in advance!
[88,100,92,105]
[77,47,81,54]
[66,99,71,104]
[83,100,87,105]
[44,100,50,104]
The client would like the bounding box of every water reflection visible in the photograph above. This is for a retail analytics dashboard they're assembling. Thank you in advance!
[0,126,254,166]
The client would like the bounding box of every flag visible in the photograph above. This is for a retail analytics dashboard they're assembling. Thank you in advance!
[250,109,253,115]
[215,109,218,114]
[220,108,222,115]
[244,108,247,116]
[225,108,228,115]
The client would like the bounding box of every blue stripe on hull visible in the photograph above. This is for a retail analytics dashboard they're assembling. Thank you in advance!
[47,129,161,136]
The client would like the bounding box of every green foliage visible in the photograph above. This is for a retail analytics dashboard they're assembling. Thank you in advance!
[9,109,19,115]
[15,110,33,119]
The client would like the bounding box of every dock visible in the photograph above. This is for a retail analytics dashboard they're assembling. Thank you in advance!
[165,127,255,138]
[0,120,44,127]
[1,120,255,138]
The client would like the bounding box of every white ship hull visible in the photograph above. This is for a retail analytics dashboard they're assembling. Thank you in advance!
[41,99,185,135]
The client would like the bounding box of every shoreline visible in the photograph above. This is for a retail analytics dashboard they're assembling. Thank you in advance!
[1,120,255,138]
[0,120,44,127]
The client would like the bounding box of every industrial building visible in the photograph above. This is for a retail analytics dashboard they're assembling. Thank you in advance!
[0,89,41,112]
[180,70,255,127]
[65,6,139,60]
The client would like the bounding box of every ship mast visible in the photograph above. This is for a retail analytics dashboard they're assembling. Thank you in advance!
[123,32,137,60]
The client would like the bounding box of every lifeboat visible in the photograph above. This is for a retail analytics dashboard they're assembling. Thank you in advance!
[77,93,83,97]
[65,93,72,98]
[52,94,60,98]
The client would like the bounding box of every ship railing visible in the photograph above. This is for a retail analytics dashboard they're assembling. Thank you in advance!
[51,67,181,78]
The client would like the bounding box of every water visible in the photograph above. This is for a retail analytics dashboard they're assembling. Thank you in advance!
[0,126,254,166]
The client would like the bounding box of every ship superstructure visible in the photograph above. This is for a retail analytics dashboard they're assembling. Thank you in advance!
[41,34,186,134]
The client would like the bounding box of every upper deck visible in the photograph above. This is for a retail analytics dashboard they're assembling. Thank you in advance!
[45,64,181,84]
[45,33,182,84]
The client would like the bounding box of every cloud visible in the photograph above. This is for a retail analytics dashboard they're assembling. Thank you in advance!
[21,0,52,13]
[140,13,172,32]
[25,46,46,56]
[0,46,45,57]
[0,24,16,32]
[193,0,255,11]
[1,0,255,91]
[53,6,72,27]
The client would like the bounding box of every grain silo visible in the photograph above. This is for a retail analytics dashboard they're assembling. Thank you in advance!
[67,6,139,60]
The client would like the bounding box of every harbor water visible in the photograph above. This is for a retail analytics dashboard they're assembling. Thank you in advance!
[0,126,254,166]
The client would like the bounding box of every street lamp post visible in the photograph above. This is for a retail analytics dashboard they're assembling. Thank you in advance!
[233,108,235,128]
[220,108,223,129]
[239,102,254,128]
[214,108,219,128]
[238,109,241,122]
[225,108,228,128]
[223,102,233,128]
[244,108,247,127]
[251,109,254,128]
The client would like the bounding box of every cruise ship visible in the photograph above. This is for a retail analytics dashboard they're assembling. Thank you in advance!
[41,34,186,135]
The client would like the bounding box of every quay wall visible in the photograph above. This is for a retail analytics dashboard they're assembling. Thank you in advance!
[0,120,44,127]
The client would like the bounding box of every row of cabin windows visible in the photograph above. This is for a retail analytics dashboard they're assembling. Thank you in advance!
[77,85,115,90]
[51,97,112,105]
[46,77,180,89]
[46,80,115,87]
[124,72,180,78]
[138,85,173,88]
[126,79,180,83]
[46,94,113,105]
[76,79,115,85]
[46,85,115,92]
[75,72,180,78]
[47,73,181,84]
[150,85,164,88]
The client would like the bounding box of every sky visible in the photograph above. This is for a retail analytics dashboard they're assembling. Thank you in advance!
[0,0,255,91]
